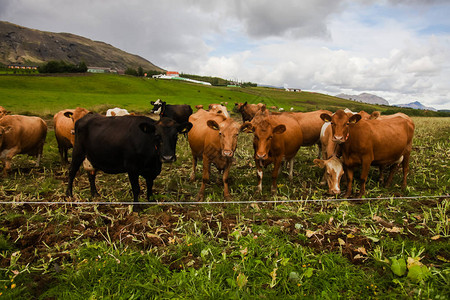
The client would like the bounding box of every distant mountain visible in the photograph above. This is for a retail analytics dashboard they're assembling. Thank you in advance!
[0,21,164,71]
[335,93,390,106]
[395,101,437,111]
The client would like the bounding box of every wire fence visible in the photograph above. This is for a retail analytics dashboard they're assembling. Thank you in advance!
[0,195,447,206]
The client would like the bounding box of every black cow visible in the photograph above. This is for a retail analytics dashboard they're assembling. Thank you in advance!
[66,115,192,211]
[150,99,193,124]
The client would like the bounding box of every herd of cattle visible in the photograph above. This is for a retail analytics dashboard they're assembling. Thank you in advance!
[0,101,414,211]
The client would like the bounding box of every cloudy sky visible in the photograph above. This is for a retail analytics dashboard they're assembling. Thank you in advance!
[1,0,450,109]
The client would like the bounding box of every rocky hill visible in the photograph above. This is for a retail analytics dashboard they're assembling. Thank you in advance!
[0,21,164,72]
[336,92,389,106]
[396,101,437,111]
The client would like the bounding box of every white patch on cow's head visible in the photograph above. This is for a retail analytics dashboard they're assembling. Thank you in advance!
[154,99,162,105]
[320,122,331,138]
[325,157,344,194]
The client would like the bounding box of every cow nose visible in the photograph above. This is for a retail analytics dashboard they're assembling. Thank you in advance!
[332,135,345,143]
[256,153,267,160]
[222,150,233,157]
[331,188,340,195]
[162,155,176,163]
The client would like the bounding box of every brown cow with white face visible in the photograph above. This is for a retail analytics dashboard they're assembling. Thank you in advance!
[314,110,376,194]
[188,110,246,200]
[0,115,47,175]
[320,109,414,198]
[54,107,90,164]
[243,107,303,194]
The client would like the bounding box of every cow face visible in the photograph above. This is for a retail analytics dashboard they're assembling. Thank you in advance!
[314,157,344,195]
[247,120,286,161]
[154,117,192,163]
[321,110,361,144]
[0,125,12,148]
[206,119,246,158]
[0,106,10,119]
[150,99,166,115]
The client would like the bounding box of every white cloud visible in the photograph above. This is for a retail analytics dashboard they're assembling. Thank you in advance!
[1,0,449,109]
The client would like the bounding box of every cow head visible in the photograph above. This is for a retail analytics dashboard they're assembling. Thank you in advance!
[314,157,344,195]
[243,119,286,162]
[153,117,192,163]
[0,125,12,147]
[150,99,166,115]
[320,110,361,144]
[206,119,247,158]
[0,106,11,119]
[209,104,229,118]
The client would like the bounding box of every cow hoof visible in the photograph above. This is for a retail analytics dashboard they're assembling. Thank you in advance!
[224,195,232,201]
[196,194,204,202]
[132,205,144,213]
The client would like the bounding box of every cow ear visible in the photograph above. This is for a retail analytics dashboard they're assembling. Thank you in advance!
[349,114,362,124]
[207,120,220,131]
[370,111,380,119]
[313,159,325,168]
[243,102,247,106]
[139,123,155,134]
[240,122,254,133]
[273,124,286,134]
[320,113,332,122]
[178,122,193,133]
[64,111,74,120]
[150,101,155,105]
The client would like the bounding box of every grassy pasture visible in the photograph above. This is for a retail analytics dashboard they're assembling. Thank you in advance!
[0,74,448,298]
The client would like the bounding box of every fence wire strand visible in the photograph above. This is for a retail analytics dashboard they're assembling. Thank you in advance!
[0,195,447,206]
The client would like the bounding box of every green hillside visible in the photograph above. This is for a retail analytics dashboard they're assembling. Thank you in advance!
[0,73,446,117]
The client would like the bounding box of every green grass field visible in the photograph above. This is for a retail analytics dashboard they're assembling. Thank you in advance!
[0,74,448,299]
[2,73,444,117]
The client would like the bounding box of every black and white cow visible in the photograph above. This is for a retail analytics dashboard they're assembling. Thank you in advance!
[150,99,193,124]
[66,115,192,211]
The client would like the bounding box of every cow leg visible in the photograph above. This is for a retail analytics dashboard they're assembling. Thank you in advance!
[197,157,210,201]
[87,170,99,197]
[256,160,263,193]
[190,155,197,182]
[128,172,141,212]
[145,176,155,201]
[358,161,371,198]
[66,149,85,197]
[223,163,232,200]
[271,158,282,194]
[344,167,354,198]
[287,158,294,181]
[401,152,411,189]
[378,166,385,184]
[385,163,399,187]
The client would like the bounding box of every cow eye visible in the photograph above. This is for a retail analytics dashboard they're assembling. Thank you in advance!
[267,136,272,140]
[255,135,259,140]
[331,122,335,125]
[346,122,350,125]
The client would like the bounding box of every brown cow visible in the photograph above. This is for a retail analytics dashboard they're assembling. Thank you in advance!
[0,115,47,175]
[237,102,264,122]
[314,110,384,194]
[288,109,331,147]
[320,109,414,198]
[243,107,303,194]
[209,104,230,118]
[54,107,90,164]
[188,111,246,200]
[0,106,11,119]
